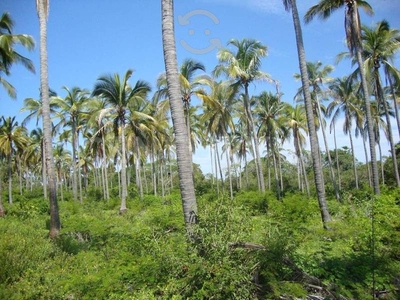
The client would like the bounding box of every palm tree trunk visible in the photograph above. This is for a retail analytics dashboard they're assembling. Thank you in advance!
[119,125,128,213]
[213,142,220,196]
[387,74,400,137]
[8,154,12,204]
[72,126,78,202]
[244,85,265,193]
[295,135,310,197]
[316,96,340,200]
[349,131,359,189]
[215,140,225,194]
[375,72,400,186]
[0,178,4,217]
[332,125,341,190]
[42,144,47,199]
[351,4,380,194]
[378,142,385,185]
[37,0,61,238]
[289,0,331,227]
[224,136,233,200]
[362,133,372,187]
[161,0,198,235]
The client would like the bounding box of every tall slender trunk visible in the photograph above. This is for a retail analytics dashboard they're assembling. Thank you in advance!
[7,154,12,204]
[295,134,310,197]
[37,0,61,238]
[375,71,400,186]
[102,134,109,200]
[42,143,47,199]
[362,133,372,187]
[378,142,384,185]
[244,84,265,193]
[348,130,359,189]
[387,73,400,137]
[0,178,4,216]
[316,96,340,200]
[289,0,331,227]
[162,0,198,235]
[351,4,380,194]
[224,136,233,200]
[72,125,78,202]
[119,124,128,213]
[213,142,220,196]
[215,140,224,194]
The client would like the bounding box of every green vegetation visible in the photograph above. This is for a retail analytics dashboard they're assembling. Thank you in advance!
[0,187,399,299]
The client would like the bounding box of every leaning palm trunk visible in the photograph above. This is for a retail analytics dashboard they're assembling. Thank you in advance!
[287,0,331,227]
[161,0,198,235]
[37,0,61,238]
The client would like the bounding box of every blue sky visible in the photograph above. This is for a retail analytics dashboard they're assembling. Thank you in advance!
[1,0,399,174]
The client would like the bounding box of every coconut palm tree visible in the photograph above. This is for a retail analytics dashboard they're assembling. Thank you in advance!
[294,61,340,200]
[283,0,331,227]
[305,0,380,195]
[284,103,310,196]
[54,86,90,202]
[156,59,209,155]
[161,0,198,235]
[125,94,157,199]
[92,70,151,213]
[200,80,236,199]
[36,0,61,238]
[255,91,287,200]
[361,20,400,186]
[0,116,29,204]
[327,77,364,189]
[214,38,274,193]
[0,12,35,99]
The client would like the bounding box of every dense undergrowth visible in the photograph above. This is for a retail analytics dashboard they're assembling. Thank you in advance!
[0,187,399,299]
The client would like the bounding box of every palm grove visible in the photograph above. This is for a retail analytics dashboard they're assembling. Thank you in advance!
[1,0,400,235]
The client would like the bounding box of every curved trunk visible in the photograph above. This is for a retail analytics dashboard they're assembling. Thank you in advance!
[37,0,61,238]
[162,0,198,235]
[290,0,331,227]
